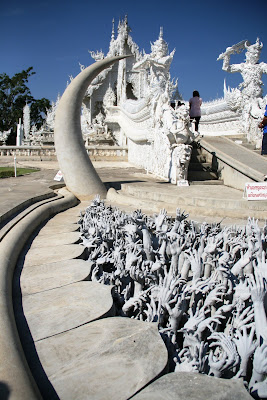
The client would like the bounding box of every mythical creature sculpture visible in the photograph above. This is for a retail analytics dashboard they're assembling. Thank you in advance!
[129,32,192,183]
[0,129,11,145]
[79,198,267,399]
[218,38,267,145]
[170,144,192,184]
[103,85,116,110]
[133,27,176,123]
[160,104,193,184]
[218,39,267,99]
[164,104,195,145]
[157,103,194,183]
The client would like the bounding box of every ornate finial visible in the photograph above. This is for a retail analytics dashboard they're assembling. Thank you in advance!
[124,15,131,34]
[111,18,115,41]
[151,27,168,57]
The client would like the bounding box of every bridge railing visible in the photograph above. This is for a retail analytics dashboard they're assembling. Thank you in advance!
[0,145,128,160]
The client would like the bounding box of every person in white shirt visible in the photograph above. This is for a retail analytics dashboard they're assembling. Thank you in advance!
[189,90,202,132]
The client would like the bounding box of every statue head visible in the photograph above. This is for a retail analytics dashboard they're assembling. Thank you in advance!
[245,38,263,64]
[176,104,190,124]
[150,27,169,59]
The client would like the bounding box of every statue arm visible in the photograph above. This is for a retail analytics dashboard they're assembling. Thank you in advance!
[222,56,241,73]
[218,41,246,72]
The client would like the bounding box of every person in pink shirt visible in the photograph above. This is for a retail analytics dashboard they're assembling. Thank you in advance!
[189,90,202,132]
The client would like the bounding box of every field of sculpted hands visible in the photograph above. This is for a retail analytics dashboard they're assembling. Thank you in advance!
[78,196,267,399]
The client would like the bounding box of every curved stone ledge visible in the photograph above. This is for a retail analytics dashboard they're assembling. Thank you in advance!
[0,188,78,399]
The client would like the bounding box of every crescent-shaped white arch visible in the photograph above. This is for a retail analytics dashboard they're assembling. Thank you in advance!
[54,55,128,200]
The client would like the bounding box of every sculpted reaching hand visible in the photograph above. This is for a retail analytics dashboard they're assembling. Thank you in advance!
[248,270,267,341]
[208,333,239,378]
[233,326,256,378]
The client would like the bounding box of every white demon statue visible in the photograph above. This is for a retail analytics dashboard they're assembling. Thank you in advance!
[218,38,267,146]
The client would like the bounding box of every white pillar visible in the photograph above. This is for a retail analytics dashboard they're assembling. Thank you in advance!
[16,118,23,146]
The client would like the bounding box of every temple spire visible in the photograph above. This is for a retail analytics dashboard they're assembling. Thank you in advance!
[111,18,115,41]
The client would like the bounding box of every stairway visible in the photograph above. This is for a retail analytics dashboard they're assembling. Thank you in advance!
[188,141,223,184]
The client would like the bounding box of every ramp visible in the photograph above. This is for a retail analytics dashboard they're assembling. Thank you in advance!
[200,136,267,182]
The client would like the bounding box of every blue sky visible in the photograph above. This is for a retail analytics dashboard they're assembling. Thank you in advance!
[1,0,267,104]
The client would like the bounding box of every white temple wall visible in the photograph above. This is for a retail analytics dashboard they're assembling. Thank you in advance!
[128,129,172,181]
[199,98,242,136]
[128,139,151,170]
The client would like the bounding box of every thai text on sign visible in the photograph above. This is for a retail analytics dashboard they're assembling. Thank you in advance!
[243,182,267,200]
[54,170,64,181]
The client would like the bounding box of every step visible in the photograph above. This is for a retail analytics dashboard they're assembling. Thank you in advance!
[117,182,267,220]
[191,148,203,156]
[188,171,218,180]
[190,154,207,163]
[188,162,214,171]
[189,180,224,185]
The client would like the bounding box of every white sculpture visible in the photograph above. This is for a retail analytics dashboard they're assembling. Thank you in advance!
[81,103,92,136]
[218,38,267,145]
[16,119,23,146]
[218,39,266,99]
[0,129,11,145]
[170,144,192,184]
[103,85,116,110]
[116,25,192,182]
[79,198,267,399]
[46,94,61,132]
[23,103,31,139]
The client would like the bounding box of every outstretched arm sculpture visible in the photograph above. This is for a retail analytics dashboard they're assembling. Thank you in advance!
[54,56,128,200]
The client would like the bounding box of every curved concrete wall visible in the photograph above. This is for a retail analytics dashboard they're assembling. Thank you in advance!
[0,189,78,399]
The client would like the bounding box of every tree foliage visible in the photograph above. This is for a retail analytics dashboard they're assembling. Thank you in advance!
[0,67,51,144]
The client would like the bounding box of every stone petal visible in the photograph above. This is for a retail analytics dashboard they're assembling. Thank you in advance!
[21,281,115,341]
[30,231,80,248]
[20,259,93,295]
[24,244,86,267]
[35,317,168,399]
[131,371,253,400]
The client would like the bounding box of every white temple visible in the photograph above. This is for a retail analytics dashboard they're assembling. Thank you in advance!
[22,18,267,182]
